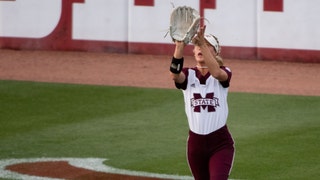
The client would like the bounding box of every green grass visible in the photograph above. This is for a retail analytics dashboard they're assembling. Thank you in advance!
[0,80,319,179]
[227,93,320,179]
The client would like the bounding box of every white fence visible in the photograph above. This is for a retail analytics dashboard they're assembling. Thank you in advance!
[1,0,319,62]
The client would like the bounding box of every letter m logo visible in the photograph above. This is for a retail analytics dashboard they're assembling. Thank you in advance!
[191,93,219,113]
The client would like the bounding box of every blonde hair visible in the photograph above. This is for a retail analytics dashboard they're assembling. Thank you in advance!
[215,55,224,66]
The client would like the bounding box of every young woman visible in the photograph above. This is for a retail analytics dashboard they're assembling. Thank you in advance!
[169,26,235,180]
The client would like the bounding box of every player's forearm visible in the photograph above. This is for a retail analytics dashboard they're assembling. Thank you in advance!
[170,72,185,84]
[201,44,227,81]
[173,42,185,59]
[170,41,186,83]
[201,45,219,71]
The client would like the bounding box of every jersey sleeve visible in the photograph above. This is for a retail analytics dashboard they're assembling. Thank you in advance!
[175,68,189,90]
[220,66,232,88]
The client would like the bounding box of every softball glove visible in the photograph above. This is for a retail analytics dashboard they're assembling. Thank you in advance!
[169,6,200,44]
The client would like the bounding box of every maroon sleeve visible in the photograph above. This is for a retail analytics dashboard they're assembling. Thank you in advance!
[220,66,232,88]
[175,68,189,90]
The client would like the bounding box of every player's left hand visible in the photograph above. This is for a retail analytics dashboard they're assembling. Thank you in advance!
[192,25,206,46]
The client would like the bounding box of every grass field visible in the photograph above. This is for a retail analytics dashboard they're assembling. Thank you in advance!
[0,80,319,179]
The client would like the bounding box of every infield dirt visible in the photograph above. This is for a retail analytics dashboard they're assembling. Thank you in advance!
[0,49,319,96]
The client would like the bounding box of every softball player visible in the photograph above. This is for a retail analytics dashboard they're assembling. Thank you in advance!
[169,26,235,180]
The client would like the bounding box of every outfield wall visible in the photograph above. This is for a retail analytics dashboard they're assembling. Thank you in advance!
[0,0,319,63]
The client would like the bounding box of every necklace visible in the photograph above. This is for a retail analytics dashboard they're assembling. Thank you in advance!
[196,65,208,69]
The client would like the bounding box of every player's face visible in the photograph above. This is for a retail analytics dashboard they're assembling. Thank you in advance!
[193,44,216,63]
[193,46,204,63]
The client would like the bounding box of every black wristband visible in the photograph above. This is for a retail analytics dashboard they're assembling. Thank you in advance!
[170,57,184,74]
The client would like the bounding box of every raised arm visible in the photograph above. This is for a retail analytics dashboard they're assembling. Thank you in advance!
[170,41,186,84]
[193,26,228,81]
